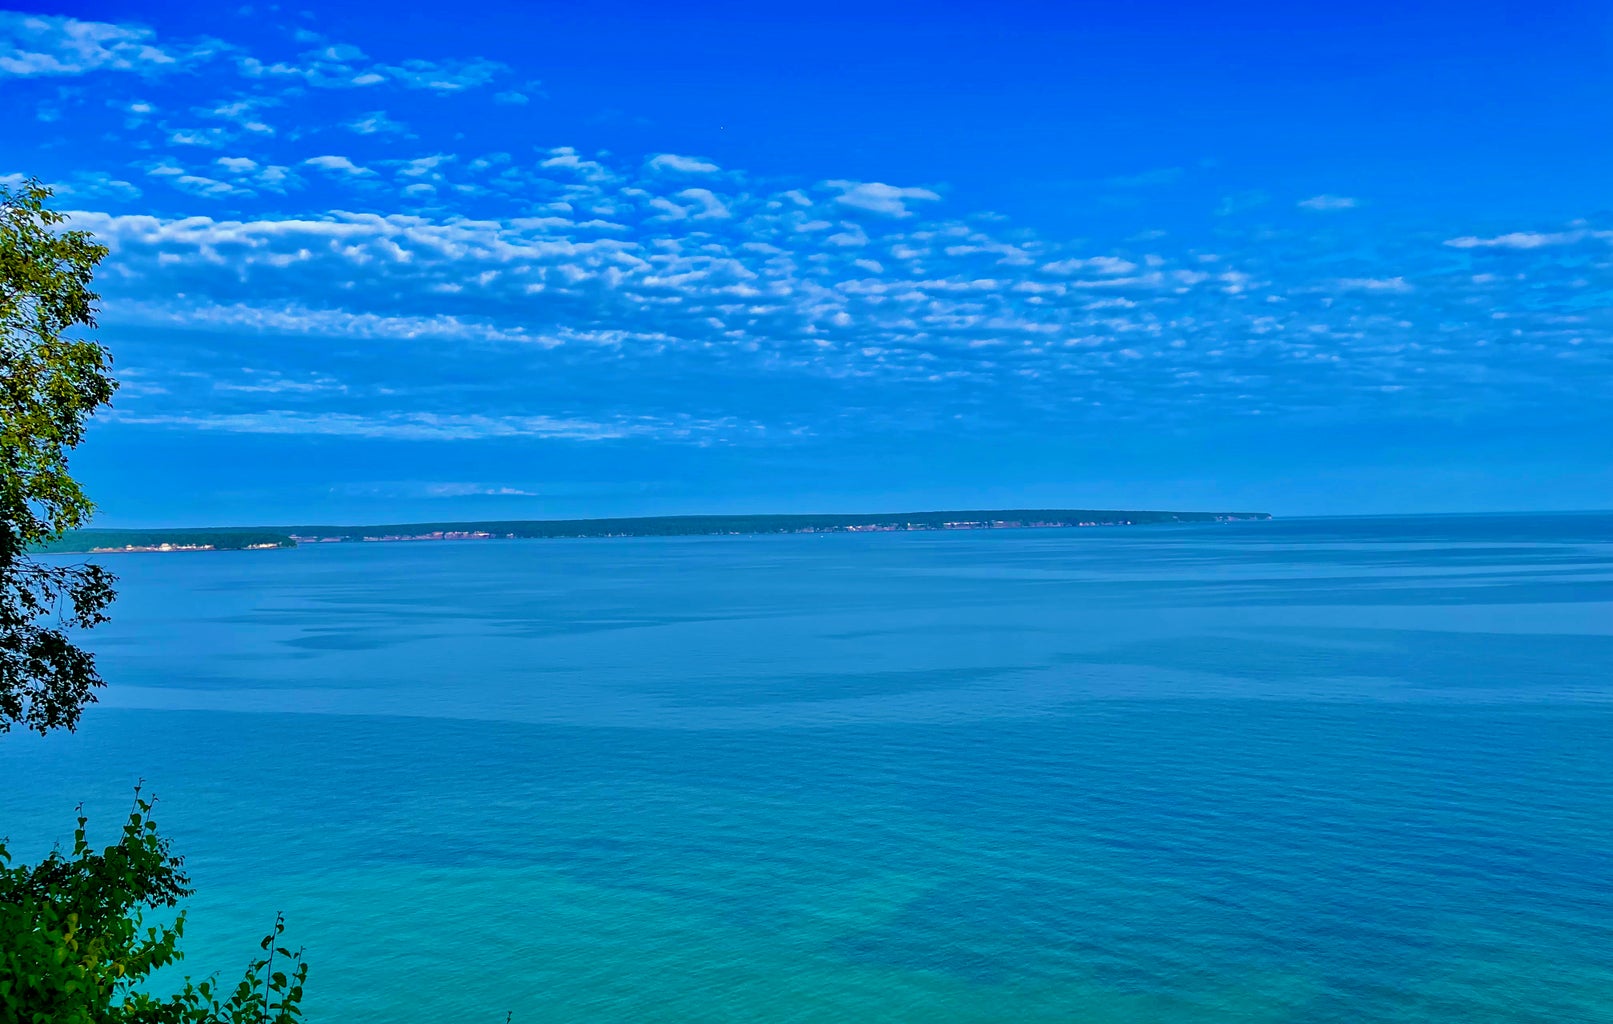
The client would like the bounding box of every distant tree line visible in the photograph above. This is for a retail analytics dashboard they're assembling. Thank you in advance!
[39,508,1274,554]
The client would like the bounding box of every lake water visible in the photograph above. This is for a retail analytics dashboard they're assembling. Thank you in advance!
[4,514,1612,1023]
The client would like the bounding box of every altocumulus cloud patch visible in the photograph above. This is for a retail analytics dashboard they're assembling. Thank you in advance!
[4,9,1611,446]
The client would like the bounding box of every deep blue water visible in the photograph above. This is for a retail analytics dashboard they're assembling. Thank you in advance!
[4,514,1612,1022]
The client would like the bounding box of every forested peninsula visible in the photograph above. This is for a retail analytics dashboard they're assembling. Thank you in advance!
[37,509,1271,554]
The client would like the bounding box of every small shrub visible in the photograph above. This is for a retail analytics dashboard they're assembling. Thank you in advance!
[0,785,307,1024]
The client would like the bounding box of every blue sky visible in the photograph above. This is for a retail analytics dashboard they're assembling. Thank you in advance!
[4,0,1612,524]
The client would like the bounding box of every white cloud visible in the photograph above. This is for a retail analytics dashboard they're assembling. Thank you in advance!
[423,483,540,497]
[346,111,409,136]
[647,197,689,221]
[1298,194,1358,211]
[826,180,941,217]
[1043,256,1137,276]
[1336,276,1413,293]
[143,163,249,198]
[0,13,219,77]
[21,171,143,201]
[110,300,561,346]
[51,136,1613,437]
[168,127,234,148]
[648,153,720,174]
[212,371,344,394]
[173,176,249,198]
[254,165,299,192]
[304,154,375,176]
[380,56,505,92]
[826,225,870,247]
[12,0,1602,445]
[108,409,743,442]
[237,45,504,92]
[395,154,453,178]
[539,146,615,183]
[1443,229,1613,249]
[674,187,731,220]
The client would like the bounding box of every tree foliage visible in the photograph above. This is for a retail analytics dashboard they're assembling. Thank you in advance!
[0,788,309,1024]
[1,182,310,1021]
[0,179,119,735]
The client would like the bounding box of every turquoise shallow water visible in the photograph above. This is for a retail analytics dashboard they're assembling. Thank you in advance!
[4,514,1612,1022]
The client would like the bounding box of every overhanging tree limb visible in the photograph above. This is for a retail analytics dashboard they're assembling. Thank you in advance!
[0,179,120,734]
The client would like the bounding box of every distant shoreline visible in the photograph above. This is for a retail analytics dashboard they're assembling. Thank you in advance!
[37,509,1273,554]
